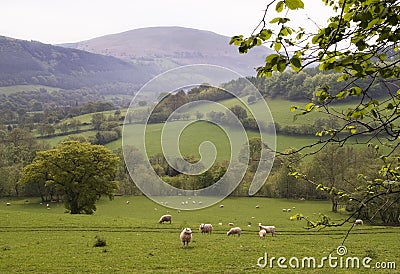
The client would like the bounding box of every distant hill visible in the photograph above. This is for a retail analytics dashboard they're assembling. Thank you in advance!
[61,26,271,76]
[0,36,154,89]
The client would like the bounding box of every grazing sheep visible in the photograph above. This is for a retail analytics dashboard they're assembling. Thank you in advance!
[219,204,224,208]
[259,229,267,238]
[282,208,286,212]
[199,223,213,234]
[158,214,172,224]
[287,208,291,212]
[258,223,276,236]
[255,205,260,208]
[227,227,241,237]
[180,228,193,247]
[218,222,223,226]
[6,202,11,206]
[354,219,363,226]
[228,222,234,226]
[126,201,130,204]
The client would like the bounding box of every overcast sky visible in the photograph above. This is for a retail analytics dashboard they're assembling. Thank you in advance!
[1,0,335,44]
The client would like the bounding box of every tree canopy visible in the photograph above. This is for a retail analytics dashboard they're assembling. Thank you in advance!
[231,0,400,227]
[18,141,119,214]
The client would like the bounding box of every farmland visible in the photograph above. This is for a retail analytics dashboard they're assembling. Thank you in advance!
[0,196,398,273]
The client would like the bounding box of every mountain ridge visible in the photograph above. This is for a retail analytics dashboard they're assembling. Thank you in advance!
[60,26,271,76]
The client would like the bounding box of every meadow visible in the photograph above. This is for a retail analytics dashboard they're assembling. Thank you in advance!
[0,196,398,273]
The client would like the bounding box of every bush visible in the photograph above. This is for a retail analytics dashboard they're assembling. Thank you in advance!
[93,236,107,247]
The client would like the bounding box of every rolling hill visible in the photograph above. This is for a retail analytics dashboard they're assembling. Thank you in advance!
[61,26,272,76]
[0,35,154,89]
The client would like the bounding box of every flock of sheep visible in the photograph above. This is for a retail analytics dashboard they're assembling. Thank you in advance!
[158,209,364,248]
[158,214,277,248]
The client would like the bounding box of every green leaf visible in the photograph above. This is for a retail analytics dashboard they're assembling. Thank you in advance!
[305,102,315,112]
[277,59,287,72]
[285,0,304,10]
[336,91,348,99]
[276,1,284,12]
[274,42,282,51]
[290,56,302,71]
[259,29,272,40]
[270,17,281,24]
[337,74,349,82]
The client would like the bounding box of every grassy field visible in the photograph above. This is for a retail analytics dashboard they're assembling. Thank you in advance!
[0,196,398,273]
[42,97,362,159]
[0,85,60,95]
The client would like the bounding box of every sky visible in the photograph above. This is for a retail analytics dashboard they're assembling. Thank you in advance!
[1,0,335,44]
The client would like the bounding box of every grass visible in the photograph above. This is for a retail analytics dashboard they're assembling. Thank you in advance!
[0,196,398,273]
[0,85,60,95]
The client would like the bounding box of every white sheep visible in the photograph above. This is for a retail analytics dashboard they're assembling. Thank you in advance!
[199,223,213,234]
[227,227,241,237]
[180,228,193,247]
[287,208,291,212]
[255,205,260,208]
[158,214,172,224]
[6,202,11,206]
[220,204,224,208]
[282,208,286,212]
[354,219,363,226]
[259,229,267,238]
[228,222,234,226]
[258,223,276,236]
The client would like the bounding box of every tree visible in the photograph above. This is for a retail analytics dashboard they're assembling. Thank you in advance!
[18,141,119,214]
[231,0,400,226]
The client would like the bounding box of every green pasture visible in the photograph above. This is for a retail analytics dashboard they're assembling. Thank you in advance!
[0,196,398,273]
[0,85,60,95]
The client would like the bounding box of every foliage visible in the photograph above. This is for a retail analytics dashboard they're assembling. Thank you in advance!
[0,128,49,197]
[18,141,119,214]
[231,0,400,226]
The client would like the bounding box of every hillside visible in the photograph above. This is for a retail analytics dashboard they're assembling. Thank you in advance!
[61,26,271,76]
[0,36,154,89]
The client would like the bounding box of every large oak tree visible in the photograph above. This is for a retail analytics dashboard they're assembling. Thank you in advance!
[19,141,119,214]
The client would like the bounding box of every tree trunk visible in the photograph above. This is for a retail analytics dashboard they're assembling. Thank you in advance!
[69,192,80,214]
[331,197,338,212]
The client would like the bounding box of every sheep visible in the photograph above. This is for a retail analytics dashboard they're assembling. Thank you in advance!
[282,208,286,212]
[258,223,276,236]
[255,205,260,208]
[158,214,172,224]
[199,223,213,234]
[180,228,193,247]
[219,204,224,208]
[227,227,241,237]
[354,219,363,226]
[6,202,11,206]
[287,208,291,212]
[218,222,223,226]
[228,222,234,226]
[259,229,267,238]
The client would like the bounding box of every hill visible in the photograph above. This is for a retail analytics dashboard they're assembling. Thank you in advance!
[61,26,271,76]
[0,35,154,89]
